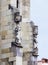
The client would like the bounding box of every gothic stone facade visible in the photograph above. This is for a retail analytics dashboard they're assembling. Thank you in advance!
[0,0,38,65]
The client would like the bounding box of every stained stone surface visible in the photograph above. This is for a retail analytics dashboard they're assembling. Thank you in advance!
[23,52,32,65]
[22,0,30,18]
[0,0,15,65]
[0,0,38,65]
[19,22,33,52]
[19,0,30,22]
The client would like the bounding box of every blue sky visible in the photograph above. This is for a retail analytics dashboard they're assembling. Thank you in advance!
[30,0,48,60]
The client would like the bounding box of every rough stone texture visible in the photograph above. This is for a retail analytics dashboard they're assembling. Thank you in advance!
[22,0,30,18]
[19,0,30,22]
[19,22,33,52]
[0,0,15,65]
[23,52,33,65]
[0,0,38,65]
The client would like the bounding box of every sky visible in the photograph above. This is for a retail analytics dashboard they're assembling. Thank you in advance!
[30,0,48,60]
[11,0,48,60]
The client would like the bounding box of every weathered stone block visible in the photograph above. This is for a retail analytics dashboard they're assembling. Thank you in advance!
[1,10,12,17]
[1,62,6,65]
[0,30,7,40]
[9,57,16,62]
[1,48,11,54]
[1,38,13,44]
[23,61,27,65]
[0,52,14,59]
[1,43,11,49]
[22,0,30,18]
[22,0,30,6]
[1,30,7,36]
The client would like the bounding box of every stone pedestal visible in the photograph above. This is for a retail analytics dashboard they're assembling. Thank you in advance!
[15,45,23,65]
